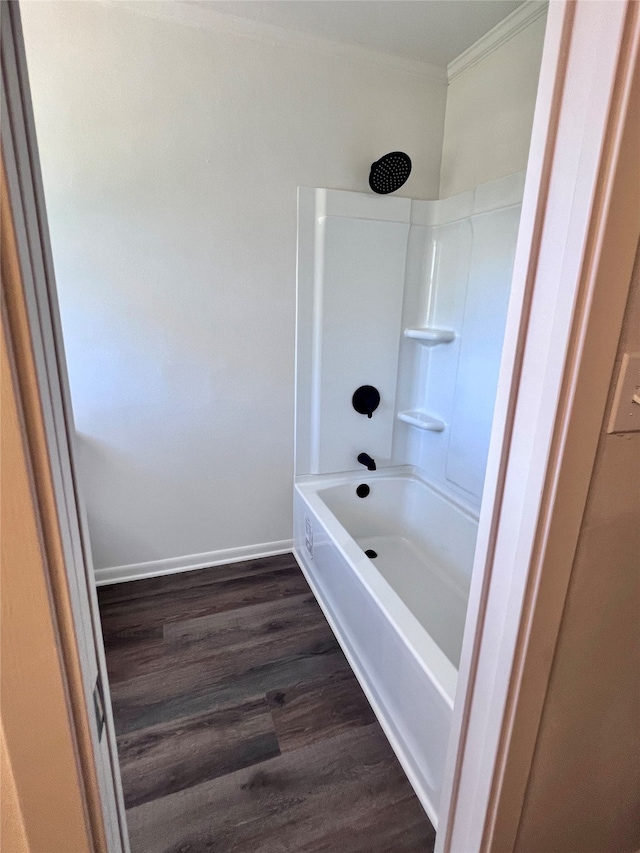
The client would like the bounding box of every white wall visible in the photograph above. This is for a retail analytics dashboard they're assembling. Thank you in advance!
[515,251,640,853]
[21,1,446,570]
[440,10,547,197]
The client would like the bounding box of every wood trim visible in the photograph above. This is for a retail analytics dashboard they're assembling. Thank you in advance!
[435,3,575,848]
[1,151,106,852]
[2,4,127,847]
[489,4,640,848]
[95,540,294,587]
[0,720,29,853]
[438,2,640,851]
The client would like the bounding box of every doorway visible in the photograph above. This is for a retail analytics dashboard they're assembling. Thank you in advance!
[2,3,636,848]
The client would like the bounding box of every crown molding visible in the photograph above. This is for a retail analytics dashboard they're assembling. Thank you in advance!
[447,1,548,83]
[101,1,447,83]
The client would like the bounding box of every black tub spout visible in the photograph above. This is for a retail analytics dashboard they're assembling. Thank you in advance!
[357,453,376,471]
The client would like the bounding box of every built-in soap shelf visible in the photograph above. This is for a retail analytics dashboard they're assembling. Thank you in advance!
[403,327,455,345]
[397,410,445,432]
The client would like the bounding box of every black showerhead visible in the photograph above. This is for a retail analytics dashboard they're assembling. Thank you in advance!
[369,151,412,194]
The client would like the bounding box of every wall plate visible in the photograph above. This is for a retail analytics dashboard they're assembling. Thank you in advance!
[606,352,640,433]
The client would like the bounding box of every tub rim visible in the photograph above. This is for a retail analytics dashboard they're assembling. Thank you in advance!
[295,465,477,708]
[296,464,480,522]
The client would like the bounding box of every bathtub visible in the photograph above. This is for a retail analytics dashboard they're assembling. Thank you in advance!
[293,466,478,827]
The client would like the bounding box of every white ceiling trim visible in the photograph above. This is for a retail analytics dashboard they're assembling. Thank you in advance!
[103,1,447,82]
[447,1,548,83]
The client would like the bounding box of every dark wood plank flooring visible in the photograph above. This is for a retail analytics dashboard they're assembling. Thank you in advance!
[99,553,436,853]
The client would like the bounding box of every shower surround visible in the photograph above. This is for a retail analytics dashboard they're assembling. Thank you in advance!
[293,173,523,826]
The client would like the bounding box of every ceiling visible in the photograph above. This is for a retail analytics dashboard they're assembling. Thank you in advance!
[192,1,525,67]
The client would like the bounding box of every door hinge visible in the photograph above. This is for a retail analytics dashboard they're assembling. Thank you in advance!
[93,673,105,742]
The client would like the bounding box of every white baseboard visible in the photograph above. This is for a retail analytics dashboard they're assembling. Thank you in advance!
[94,539,294,586]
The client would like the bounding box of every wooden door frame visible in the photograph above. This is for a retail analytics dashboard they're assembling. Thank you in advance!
[2,1,639,851]
[1,3,129,851]
[437,1,640,850]
[1,178,99,853]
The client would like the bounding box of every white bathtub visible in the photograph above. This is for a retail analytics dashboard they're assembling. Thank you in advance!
[293,466,478,827]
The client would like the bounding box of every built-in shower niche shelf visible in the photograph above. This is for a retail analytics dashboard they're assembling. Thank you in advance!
[397,410,445,432]
[403,327,455,345]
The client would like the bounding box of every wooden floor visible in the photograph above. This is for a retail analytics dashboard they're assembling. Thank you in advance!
[98,553,436,853]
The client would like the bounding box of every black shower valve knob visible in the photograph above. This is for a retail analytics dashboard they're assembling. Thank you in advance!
[352,385,380,418]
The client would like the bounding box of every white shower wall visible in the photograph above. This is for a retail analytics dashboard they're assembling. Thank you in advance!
[395,172,525,504]
[297,172,524,506]
[297,190,411,475]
